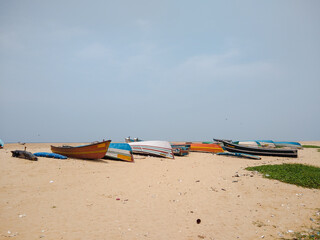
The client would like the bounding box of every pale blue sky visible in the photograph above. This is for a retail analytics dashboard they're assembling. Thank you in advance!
[1,0,319,143]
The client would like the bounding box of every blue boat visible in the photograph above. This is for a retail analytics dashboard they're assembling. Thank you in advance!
[0,139,4,148]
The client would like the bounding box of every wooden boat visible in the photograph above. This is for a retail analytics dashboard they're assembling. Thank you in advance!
[129,141,174,159]
[51,140,111,160]
[189,143,224,153]
[171,144,190,156]
[217,152,261,160]
[103,143,134,162]
[214,139,298,158]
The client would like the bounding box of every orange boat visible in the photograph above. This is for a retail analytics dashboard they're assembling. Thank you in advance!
[51,140,111,160]
[189,143,224,153]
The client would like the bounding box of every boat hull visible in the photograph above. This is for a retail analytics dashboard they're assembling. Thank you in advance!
[51,140,111,160]
[129,141,174,159]
[190,143,224,153]
[104,143,134,162]
[215,139,298,158]
[273,141,303,149]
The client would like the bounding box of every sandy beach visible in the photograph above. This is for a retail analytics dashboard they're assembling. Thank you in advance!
[0,142,319,240]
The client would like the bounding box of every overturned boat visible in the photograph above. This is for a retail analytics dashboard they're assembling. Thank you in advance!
[129,141,174,159]
[214,139,298,158]
[104,143,134,162]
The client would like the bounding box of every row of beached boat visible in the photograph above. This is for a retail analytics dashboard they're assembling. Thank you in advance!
[49,140,220,161]
[46,137,301,162]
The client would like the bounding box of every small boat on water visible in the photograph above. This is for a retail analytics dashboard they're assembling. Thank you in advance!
[189,143,224,153]
[51,140,111,160]
[129,141,174,159]
[214,139,298,158]
[171,144,190,156]
[104,143,134,162]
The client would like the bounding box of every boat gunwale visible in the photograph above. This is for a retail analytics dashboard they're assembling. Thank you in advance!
[51,140,111,149]
[51,140,111,160]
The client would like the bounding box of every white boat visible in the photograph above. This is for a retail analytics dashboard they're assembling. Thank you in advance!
[129,141,174,159]
[234,140,276,148]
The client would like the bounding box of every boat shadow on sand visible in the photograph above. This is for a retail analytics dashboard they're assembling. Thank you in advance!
[68,158,110,164]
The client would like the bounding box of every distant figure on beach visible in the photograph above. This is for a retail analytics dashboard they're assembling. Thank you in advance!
[18,142,27,150]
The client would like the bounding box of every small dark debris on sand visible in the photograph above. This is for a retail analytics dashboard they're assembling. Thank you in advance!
[11,150,38,161]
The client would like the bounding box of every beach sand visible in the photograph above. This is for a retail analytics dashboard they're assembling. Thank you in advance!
[0,142,319,240]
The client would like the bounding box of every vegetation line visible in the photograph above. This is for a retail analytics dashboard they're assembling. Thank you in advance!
[246,163,320,189]
[302,145,320,148]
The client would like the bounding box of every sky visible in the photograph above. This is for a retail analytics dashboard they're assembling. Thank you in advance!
[1,0,319,143]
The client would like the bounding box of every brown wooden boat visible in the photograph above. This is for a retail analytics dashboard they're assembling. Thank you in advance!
[51,140,111,160]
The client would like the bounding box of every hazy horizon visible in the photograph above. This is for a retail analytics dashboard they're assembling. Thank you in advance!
[1,1,319,143]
